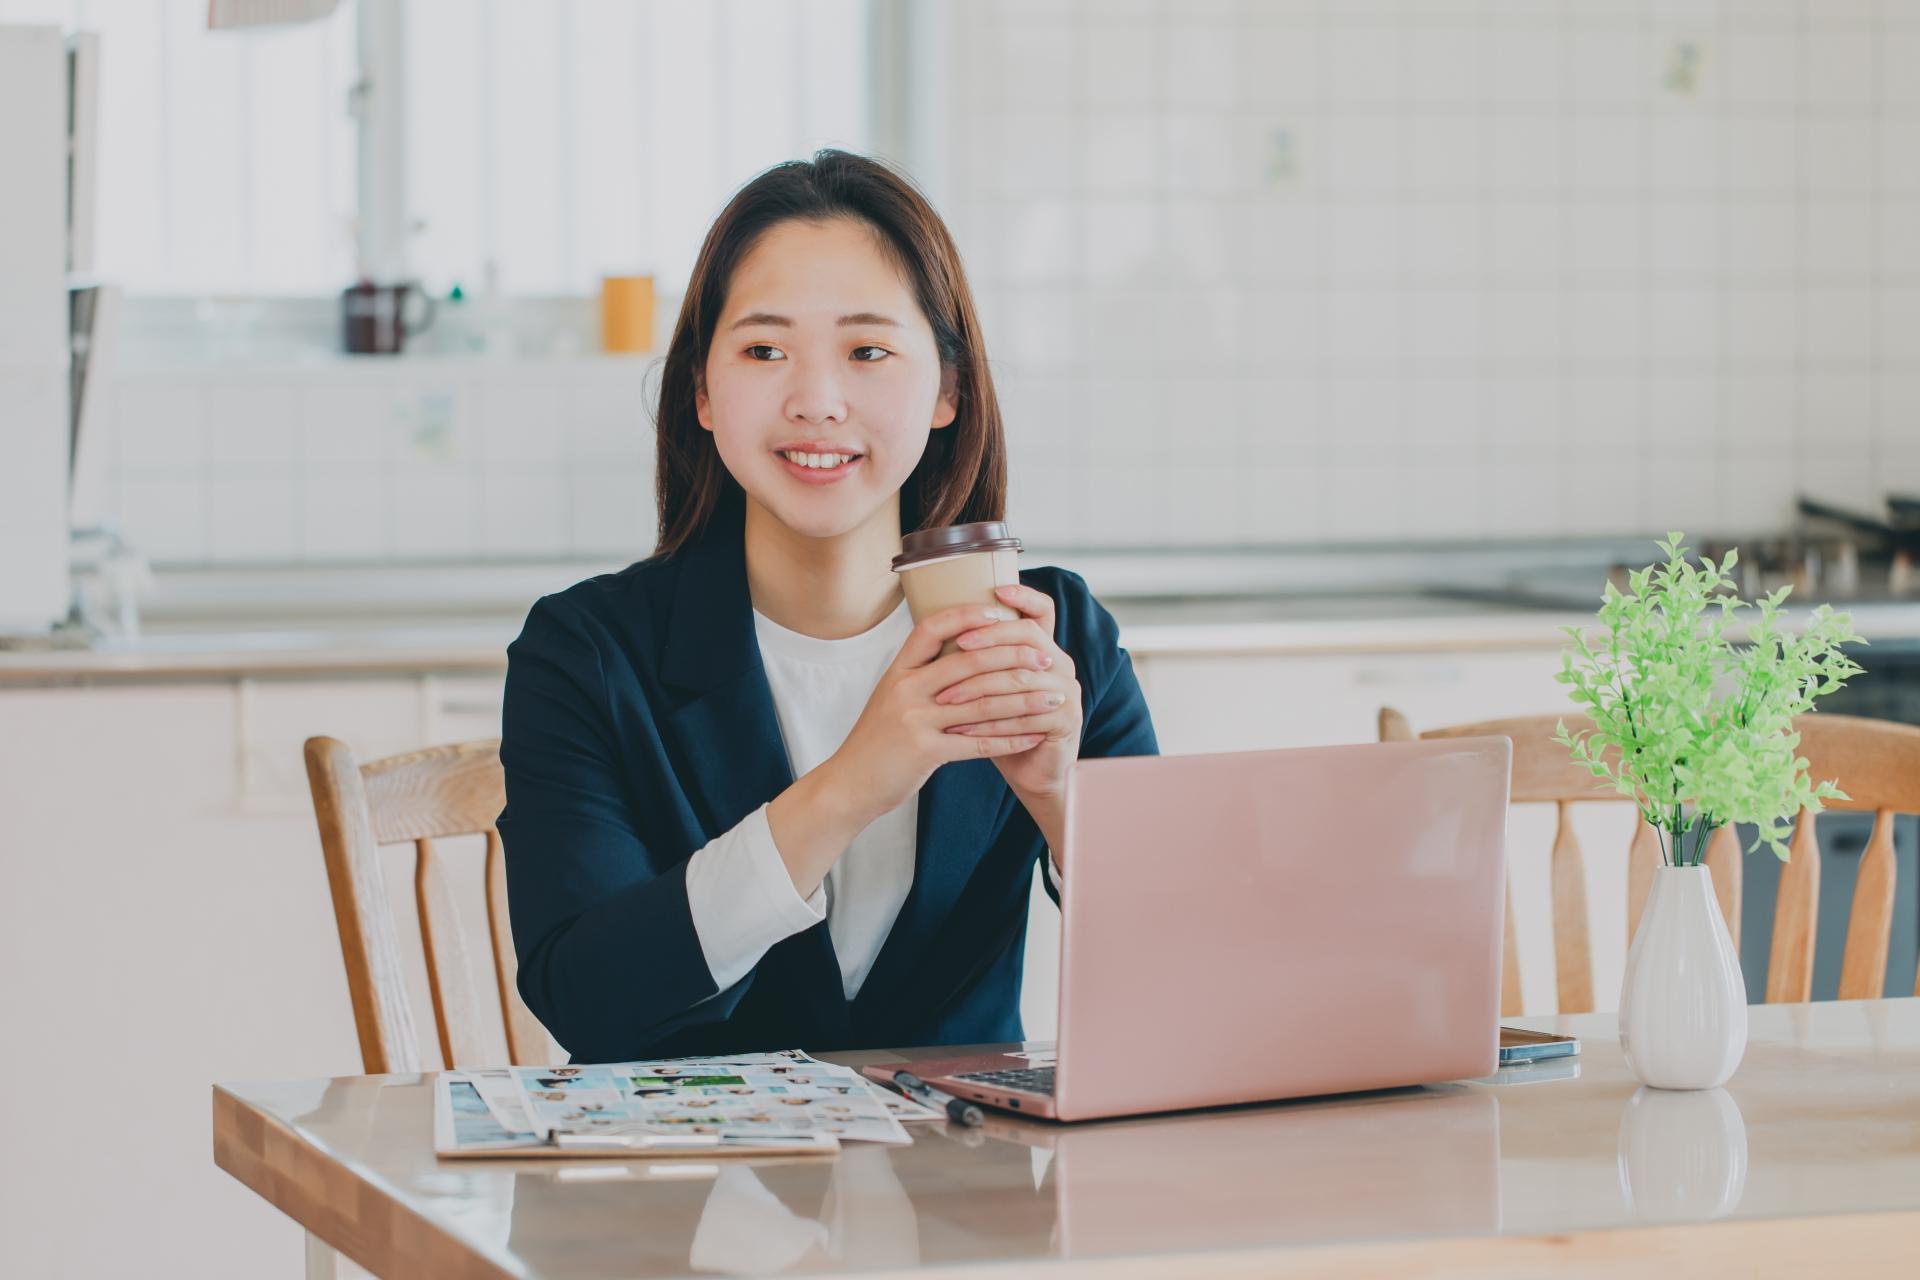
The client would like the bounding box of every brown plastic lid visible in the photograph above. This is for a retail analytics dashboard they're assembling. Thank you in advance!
[891,521,1023,572]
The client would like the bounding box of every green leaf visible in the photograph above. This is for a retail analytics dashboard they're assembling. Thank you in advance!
[1552,531,1860,866]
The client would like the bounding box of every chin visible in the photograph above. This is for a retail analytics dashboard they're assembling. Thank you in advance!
[781,511,865,541]
[756,492,885,543]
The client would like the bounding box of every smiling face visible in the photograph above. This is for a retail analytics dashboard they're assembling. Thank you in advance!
[695,216,959,543]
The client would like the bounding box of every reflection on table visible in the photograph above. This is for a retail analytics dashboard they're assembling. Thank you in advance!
[499,1087,1499,1276]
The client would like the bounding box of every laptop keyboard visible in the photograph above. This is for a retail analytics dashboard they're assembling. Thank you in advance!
[953,1066,1055,1095]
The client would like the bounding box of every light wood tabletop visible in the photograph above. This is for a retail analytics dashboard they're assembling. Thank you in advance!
[214,999,1920,1279]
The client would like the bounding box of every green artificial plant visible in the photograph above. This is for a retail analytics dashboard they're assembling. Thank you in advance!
[1553,533,1865,867]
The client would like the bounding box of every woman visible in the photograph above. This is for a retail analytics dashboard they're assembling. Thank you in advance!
[499,149,1157,1063]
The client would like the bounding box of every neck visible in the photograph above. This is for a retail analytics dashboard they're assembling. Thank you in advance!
[743,491,907,640]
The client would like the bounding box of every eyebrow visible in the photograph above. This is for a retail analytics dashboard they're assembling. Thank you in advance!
[728,311,902,330]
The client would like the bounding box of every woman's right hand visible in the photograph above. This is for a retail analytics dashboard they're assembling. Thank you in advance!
[825,601,1059,823]
[765,601,1059,898]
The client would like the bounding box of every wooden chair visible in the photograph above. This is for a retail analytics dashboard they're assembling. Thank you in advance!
[1380,709,1920,1016]
[304,736,550,1073]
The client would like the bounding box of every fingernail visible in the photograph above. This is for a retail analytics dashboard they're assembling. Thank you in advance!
[1045,693,1065,706]
[1040,654,1054,668]
[988,607,1017,621]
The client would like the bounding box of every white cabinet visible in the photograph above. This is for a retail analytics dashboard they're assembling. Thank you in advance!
[232,672,506,812]
[1131,648,1571,753]
[423,672,510,745]
[0,673,507,1280]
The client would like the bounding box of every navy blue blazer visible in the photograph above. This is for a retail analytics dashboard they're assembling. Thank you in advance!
[498,497,1159,1063]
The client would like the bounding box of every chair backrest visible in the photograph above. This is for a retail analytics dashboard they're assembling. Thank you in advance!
[1380,709,1920,1015]
[304,735,550,1073]
[1761,715,1920,1004]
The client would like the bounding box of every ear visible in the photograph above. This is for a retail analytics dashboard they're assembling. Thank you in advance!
[694,374,713,433]
[931,364,959,431]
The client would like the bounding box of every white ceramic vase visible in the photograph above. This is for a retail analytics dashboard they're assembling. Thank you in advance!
[1618,865,1748,1090]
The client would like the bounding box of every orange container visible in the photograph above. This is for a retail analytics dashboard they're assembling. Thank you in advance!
[599,274,655,353]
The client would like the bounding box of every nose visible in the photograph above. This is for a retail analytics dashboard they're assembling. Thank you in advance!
[784,360,848,425]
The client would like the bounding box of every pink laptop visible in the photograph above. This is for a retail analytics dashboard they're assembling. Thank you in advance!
[876,737,1512,1122]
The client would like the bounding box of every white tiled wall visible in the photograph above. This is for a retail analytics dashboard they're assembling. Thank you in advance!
[99,361,656,564]
[93,0,1920,565]
[949,0,1920,548]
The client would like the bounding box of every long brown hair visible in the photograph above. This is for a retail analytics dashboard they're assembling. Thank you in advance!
[650,149,1006,559]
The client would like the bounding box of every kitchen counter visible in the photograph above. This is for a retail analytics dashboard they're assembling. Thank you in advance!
[0,620,521,683]
[5,593,1920,686]
[9,538,1920,685]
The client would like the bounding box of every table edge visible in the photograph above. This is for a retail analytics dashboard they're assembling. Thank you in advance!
[212,1083,525,1280]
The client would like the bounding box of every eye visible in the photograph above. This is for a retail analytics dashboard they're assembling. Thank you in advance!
[744,344,785,361]
[851,345,892,362]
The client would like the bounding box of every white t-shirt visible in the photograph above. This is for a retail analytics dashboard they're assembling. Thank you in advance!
[682,597,918,1001]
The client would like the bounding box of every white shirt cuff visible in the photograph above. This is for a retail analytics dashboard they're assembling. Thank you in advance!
[684,802,827,992]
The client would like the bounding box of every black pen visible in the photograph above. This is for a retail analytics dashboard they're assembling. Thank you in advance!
[892,1070,984,1127]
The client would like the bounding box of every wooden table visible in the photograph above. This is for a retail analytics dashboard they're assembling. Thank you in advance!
[214,999,1920,1279]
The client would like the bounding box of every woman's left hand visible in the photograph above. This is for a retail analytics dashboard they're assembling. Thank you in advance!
[937,583,1082,803]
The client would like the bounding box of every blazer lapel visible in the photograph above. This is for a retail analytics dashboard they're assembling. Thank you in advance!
[657,494,848,1038]
[659,496,794,834]
[852,755,1010,1020]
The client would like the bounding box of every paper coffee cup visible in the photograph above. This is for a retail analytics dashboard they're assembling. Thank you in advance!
[891,521,1024,658]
